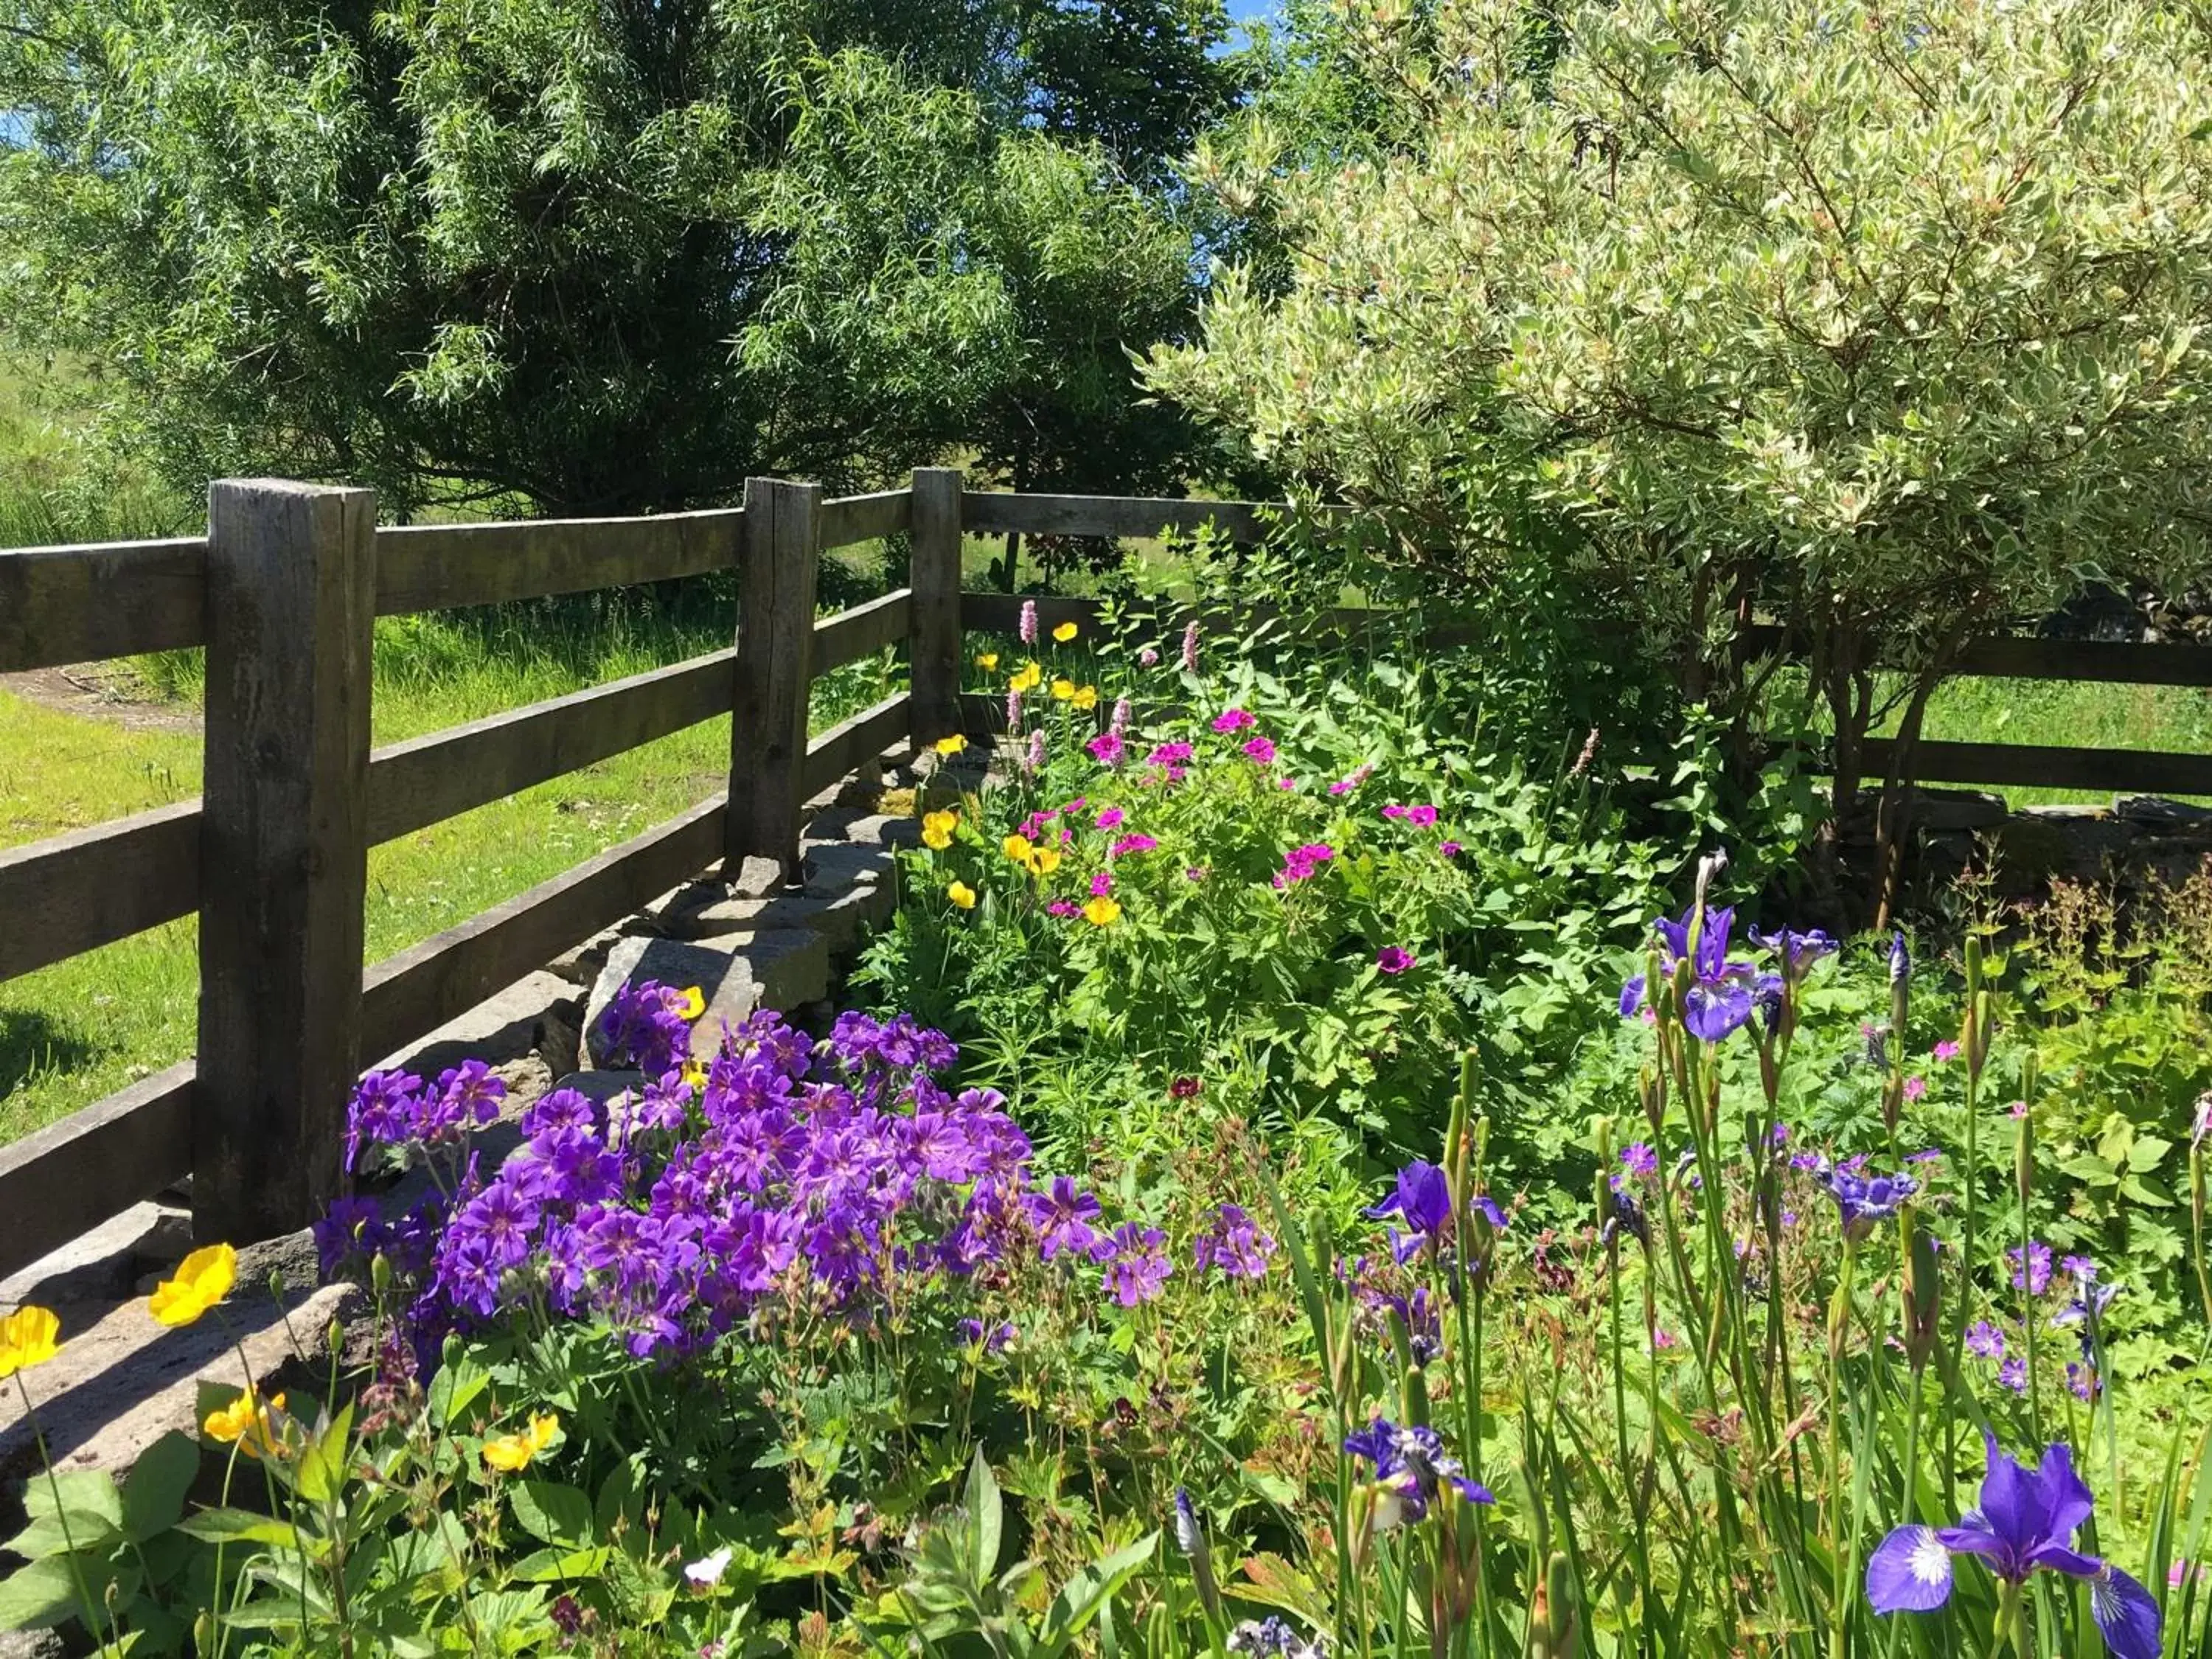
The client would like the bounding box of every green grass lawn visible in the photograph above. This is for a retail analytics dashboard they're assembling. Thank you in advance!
[0,577,905,1150]
[1881,673,2212,807]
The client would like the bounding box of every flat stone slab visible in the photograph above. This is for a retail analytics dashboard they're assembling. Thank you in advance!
[368,968,580,1085]
[582,930,831,1065]
[0,1276,358,1538]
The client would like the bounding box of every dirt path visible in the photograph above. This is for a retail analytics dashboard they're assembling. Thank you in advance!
[0,663,201,734]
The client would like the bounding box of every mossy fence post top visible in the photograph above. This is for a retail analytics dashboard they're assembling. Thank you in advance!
[195,479,377,1245]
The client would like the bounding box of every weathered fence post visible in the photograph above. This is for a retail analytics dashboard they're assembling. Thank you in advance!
[730,476,820,882]
[195,479,375,1245]
[908,467,965,747]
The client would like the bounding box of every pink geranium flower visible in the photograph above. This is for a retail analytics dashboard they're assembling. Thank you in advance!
[1377,946,1416,975]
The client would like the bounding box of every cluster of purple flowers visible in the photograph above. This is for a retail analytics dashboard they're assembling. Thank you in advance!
[319,1000,1248,1363]
[594,978,698,1074]
[344,1060,507,1174]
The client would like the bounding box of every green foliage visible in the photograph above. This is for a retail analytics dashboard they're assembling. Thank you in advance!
[1159,0,2212,799]
[856,608,1806,1184]
[0,0,1221,516]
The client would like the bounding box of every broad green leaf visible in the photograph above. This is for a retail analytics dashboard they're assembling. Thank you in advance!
[0,1557,94,1631]
[509,1481,594,1548]
[965,1447,1002,1585]
[122,1431,201,1543]
[22,1469,122,1529]
[175,1508,302,1550]
[1035,1531,1158,1657]
[293,1400,353,1505]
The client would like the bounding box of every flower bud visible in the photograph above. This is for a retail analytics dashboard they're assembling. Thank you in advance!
[370,1251,393,1298]
[1902,1222,1941,1372]
[1401,1364,1431,1429]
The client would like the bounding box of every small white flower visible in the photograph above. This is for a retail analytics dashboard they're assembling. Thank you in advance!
[684,1546,734,1590]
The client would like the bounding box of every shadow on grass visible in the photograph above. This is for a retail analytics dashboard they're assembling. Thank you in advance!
[0,1006,102,1103]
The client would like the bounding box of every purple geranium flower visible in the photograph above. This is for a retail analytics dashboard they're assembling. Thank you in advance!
[1376,945,1416,975]
[1026,1177,1112,1262]
[1866,1438,2160,1659]
[2010,1241,2053,1296]
[1194,1205,1276,1279]
[1102,1223,1172,1306]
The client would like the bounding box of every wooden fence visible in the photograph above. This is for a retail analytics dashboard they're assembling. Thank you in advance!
[3,473,2210,1279]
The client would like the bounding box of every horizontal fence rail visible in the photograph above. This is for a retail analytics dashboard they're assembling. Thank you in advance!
[7,469,2212,1281]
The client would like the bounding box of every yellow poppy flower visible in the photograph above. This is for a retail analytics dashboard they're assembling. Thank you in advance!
[1051,678,1077,701]
[681,1059,709,1090]
[976,652,1000,672]
[922,810,959,851]
[1002,833,1034,864]
[204,1389,290,1462]
[1009,662,1043,694]
[672,985,706,1020]
[1082,896,1122,927]
[0,1306,61,1379]
[1053,621,1079,643]
[1071,685,1099,711]
[948,881,978,910]
[934,734,968,757]
[483,1412,560,1474]
[1026,846,1064,877]
[148,1243,237,1329]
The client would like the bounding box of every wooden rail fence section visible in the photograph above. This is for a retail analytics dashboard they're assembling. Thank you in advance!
[4,476,2210,1276]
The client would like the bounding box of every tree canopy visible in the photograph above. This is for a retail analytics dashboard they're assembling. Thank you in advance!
[1154,0,2212,862]
[0,0,1239,517]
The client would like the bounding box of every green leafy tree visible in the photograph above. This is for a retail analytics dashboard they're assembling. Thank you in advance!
[0,0,1228,519]
[1153,0,2212,912]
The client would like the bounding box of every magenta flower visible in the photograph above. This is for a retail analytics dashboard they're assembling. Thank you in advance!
[1933,1040,1961,1062]
[1904,1075,1927,1102]
[1087,731,1125,767]
[1089,870,1113,898]
[1110,833,1158,858]
[1329,764,1374,796]
[1274,843,1335,888]
[1212,707,1257,733]
[1377,946,1416,975]
[1047,900,1080,918]
[1096,806,1125,830]
[1439,841,1462,858]
[1243,735,1277,765]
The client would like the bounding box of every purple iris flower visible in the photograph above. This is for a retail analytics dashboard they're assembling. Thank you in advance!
[1754,925,1838,978]
[1822,1167,1918,1242]
[1866,1438,2160,1659]
[2051,1280,2121,1330]
[1619,905,1764,1041]
[1363,1159,1451,1256]
[1342,1417,1494,1527]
